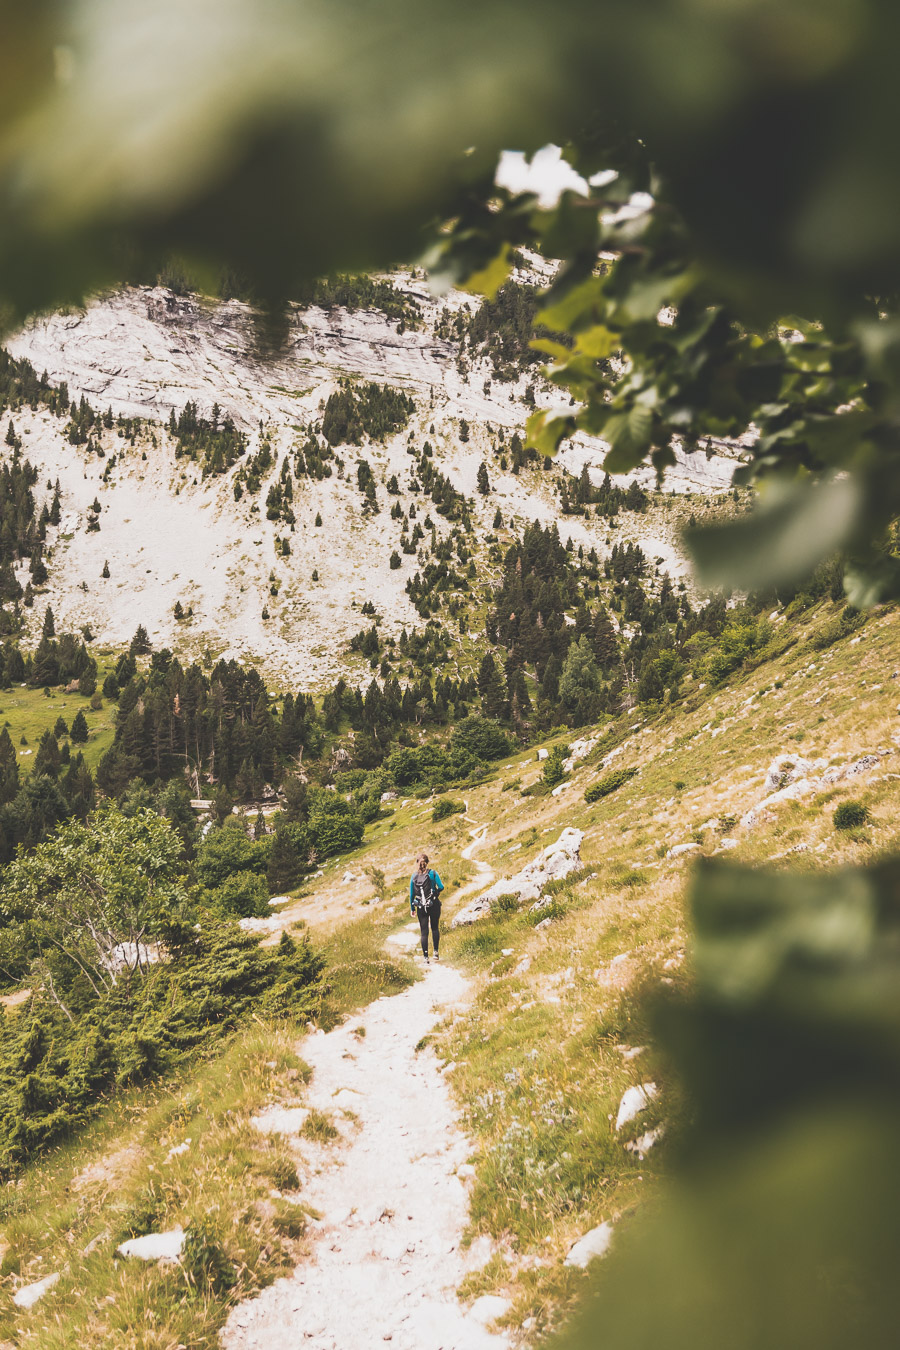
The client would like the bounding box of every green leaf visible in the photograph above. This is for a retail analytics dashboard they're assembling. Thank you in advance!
[687,474,862,591]
[539,276,607,333]
[529,337,573,361]
[574,324,617,358]
[525,408,575,456]
[602,403,655,473]
[460,246,512,301]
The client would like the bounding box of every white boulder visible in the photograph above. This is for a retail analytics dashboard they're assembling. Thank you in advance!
[564,1222,614,1269]
[116,1228,185,1263]
[615,1082,658,1132]
[563,737,598,772]
[625,1126,665,1158]
[13,1272,60,1308]
[101,941,160,975]
[763,754,822,793]
[469,1294,512,1326]
[238,915,283,934]
[666,842,701,860]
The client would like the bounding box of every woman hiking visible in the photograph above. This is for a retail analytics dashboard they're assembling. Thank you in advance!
[410,852,444,963]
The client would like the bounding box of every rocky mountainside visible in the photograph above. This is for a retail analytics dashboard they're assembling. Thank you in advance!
[5,275,743,687]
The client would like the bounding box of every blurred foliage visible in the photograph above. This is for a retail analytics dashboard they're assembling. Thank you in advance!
[0,0,597,320]
[3,4,900,590]
[554,856,900,1350]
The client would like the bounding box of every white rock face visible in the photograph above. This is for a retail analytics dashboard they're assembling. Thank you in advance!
[452,828,584,927]
[564,1222,614,1269]
[763,754,823,793]
[13,1272,60,1309]
[6,280,708,689]
[116,1228,185,1263]
[615,1083,658,1133]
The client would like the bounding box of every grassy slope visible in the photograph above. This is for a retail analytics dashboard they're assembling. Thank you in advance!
[0,658,118,777]
[0,596,897,1344]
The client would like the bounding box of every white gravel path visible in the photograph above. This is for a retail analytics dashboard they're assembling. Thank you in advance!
[221,962,509,1350]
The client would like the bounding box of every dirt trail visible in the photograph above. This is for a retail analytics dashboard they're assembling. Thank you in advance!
[452,817,495,908]
[221,962,508,1350]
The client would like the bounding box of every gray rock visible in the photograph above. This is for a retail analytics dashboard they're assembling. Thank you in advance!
[452,827,584,927]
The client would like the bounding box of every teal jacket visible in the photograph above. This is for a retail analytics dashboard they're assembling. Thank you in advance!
[410,868,444,913]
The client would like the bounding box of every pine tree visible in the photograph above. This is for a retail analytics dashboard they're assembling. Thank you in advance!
[101,560,110,578]
[70,709,89,743]
[53,715,68,739]
[492,507,503,529]
[0,727,19,805]
[558,636,603,725]
[129,624,151,655]
[477,653,508,720]
[477,462,490,495]
[33,730,61,777]
[42,605,55,639]
[267,828,302,893]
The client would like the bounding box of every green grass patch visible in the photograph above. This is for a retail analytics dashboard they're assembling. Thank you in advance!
[300,1108,339,1143]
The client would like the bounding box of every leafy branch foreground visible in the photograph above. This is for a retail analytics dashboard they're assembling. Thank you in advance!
[552,857,900,1350]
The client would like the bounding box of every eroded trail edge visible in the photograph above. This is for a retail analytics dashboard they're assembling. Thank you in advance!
[221,963,507,1350]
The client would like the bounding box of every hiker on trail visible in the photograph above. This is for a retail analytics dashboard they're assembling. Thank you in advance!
[410,852,444,963]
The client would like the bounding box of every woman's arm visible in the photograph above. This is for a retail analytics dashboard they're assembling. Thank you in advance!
[431,870,444,893]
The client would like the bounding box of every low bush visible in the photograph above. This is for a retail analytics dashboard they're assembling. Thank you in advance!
[833,800,869,831]
[432,796,466,823]
[0,925,323,1171]
[810,605,864,651]
[585,766,637,803]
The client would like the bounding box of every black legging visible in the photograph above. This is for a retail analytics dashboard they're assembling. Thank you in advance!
[417,900,441,957]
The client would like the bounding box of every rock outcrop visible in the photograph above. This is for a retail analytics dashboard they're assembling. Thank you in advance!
[452,828,584,927]
[742,750,888,829]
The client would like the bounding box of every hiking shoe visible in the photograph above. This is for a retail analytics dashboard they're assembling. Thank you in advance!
[434,951,440,961]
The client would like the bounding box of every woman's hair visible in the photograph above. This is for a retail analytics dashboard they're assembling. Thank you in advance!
[416,852,429,868]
